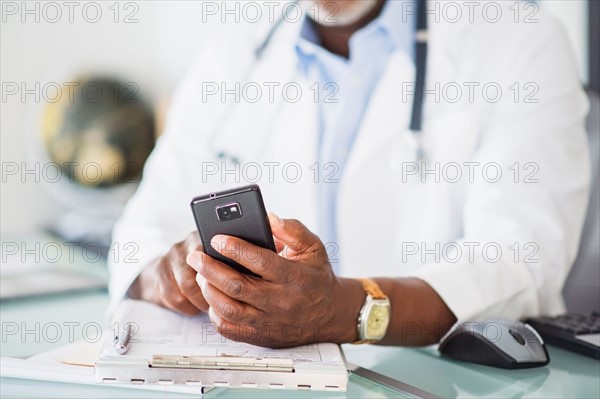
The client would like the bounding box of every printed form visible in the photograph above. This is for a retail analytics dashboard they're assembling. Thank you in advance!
[106,299,345,366]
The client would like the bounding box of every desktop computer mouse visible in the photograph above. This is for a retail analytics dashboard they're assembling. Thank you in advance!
[438,319,550,369]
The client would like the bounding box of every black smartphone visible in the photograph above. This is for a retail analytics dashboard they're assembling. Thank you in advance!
[190,185,276,278]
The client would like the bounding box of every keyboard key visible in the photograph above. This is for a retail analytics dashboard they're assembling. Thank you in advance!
[526,313,600,360]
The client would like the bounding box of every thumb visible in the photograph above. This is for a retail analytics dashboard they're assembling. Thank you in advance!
[268,213,321,256]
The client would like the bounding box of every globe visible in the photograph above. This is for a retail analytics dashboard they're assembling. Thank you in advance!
[30,75,157,251]
[41,76,155,188]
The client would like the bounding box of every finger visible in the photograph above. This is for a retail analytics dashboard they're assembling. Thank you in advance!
[158,280,201,316]
[210,235,286,283]
[191,251,269,309]
[186,251,212,273]
[268,213,321,257]
[208,307,260,344]
[172,261,209,312]
[156,260,202,316]
[183,231,203,253]
[200,280,262,325]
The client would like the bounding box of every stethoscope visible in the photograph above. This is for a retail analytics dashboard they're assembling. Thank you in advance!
[213,0,428,165]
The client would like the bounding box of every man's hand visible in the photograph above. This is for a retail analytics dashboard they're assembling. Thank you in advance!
[186,214,365,348]
[128,232,209,316]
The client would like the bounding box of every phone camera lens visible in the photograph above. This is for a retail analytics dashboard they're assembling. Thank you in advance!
[216,202,242,221]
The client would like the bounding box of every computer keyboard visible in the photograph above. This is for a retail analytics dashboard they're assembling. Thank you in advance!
[526,313,600,360]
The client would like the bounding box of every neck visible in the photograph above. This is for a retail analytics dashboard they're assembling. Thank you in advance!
[310,0,386,59]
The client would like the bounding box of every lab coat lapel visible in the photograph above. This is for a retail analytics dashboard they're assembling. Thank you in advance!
[336,14,463,273]
[209,23,320,229]
[343,51,415,180]
[343,17,460,180]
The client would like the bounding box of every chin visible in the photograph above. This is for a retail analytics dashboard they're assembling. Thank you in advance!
[302,0,381,26]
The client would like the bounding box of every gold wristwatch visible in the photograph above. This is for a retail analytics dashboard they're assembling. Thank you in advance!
[353,278,391,344]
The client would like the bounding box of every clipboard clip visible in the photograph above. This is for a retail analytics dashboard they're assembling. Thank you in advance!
[151,355,294,373]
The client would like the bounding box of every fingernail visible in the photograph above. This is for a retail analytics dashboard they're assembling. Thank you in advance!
[196,273,207,290]
[270,213,284,227]
[211,235,226,252]
[208,306,218,323]
[186,252,201,268]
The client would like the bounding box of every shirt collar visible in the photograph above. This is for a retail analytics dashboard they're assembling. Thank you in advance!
[295,0,415,66]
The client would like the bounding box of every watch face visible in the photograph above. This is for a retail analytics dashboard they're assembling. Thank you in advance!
[366,303,390,338]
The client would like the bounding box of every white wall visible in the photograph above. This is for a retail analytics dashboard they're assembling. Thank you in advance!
[0,0,591,234]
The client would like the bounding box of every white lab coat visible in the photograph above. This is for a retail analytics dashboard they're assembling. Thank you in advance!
[109,2,590,323]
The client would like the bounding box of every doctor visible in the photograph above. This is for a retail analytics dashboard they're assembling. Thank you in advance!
[111,0,590,347]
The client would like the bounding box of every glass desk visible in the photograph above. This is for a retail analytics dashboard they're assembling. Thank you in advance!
[1,291,598,398]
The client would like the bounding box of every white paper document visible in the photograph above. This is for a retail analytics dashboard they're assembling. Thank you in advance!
[95,300,348,391]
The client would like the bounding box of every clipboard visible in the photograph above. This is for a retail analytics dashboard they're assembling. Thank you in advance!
[95,300,348,391]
